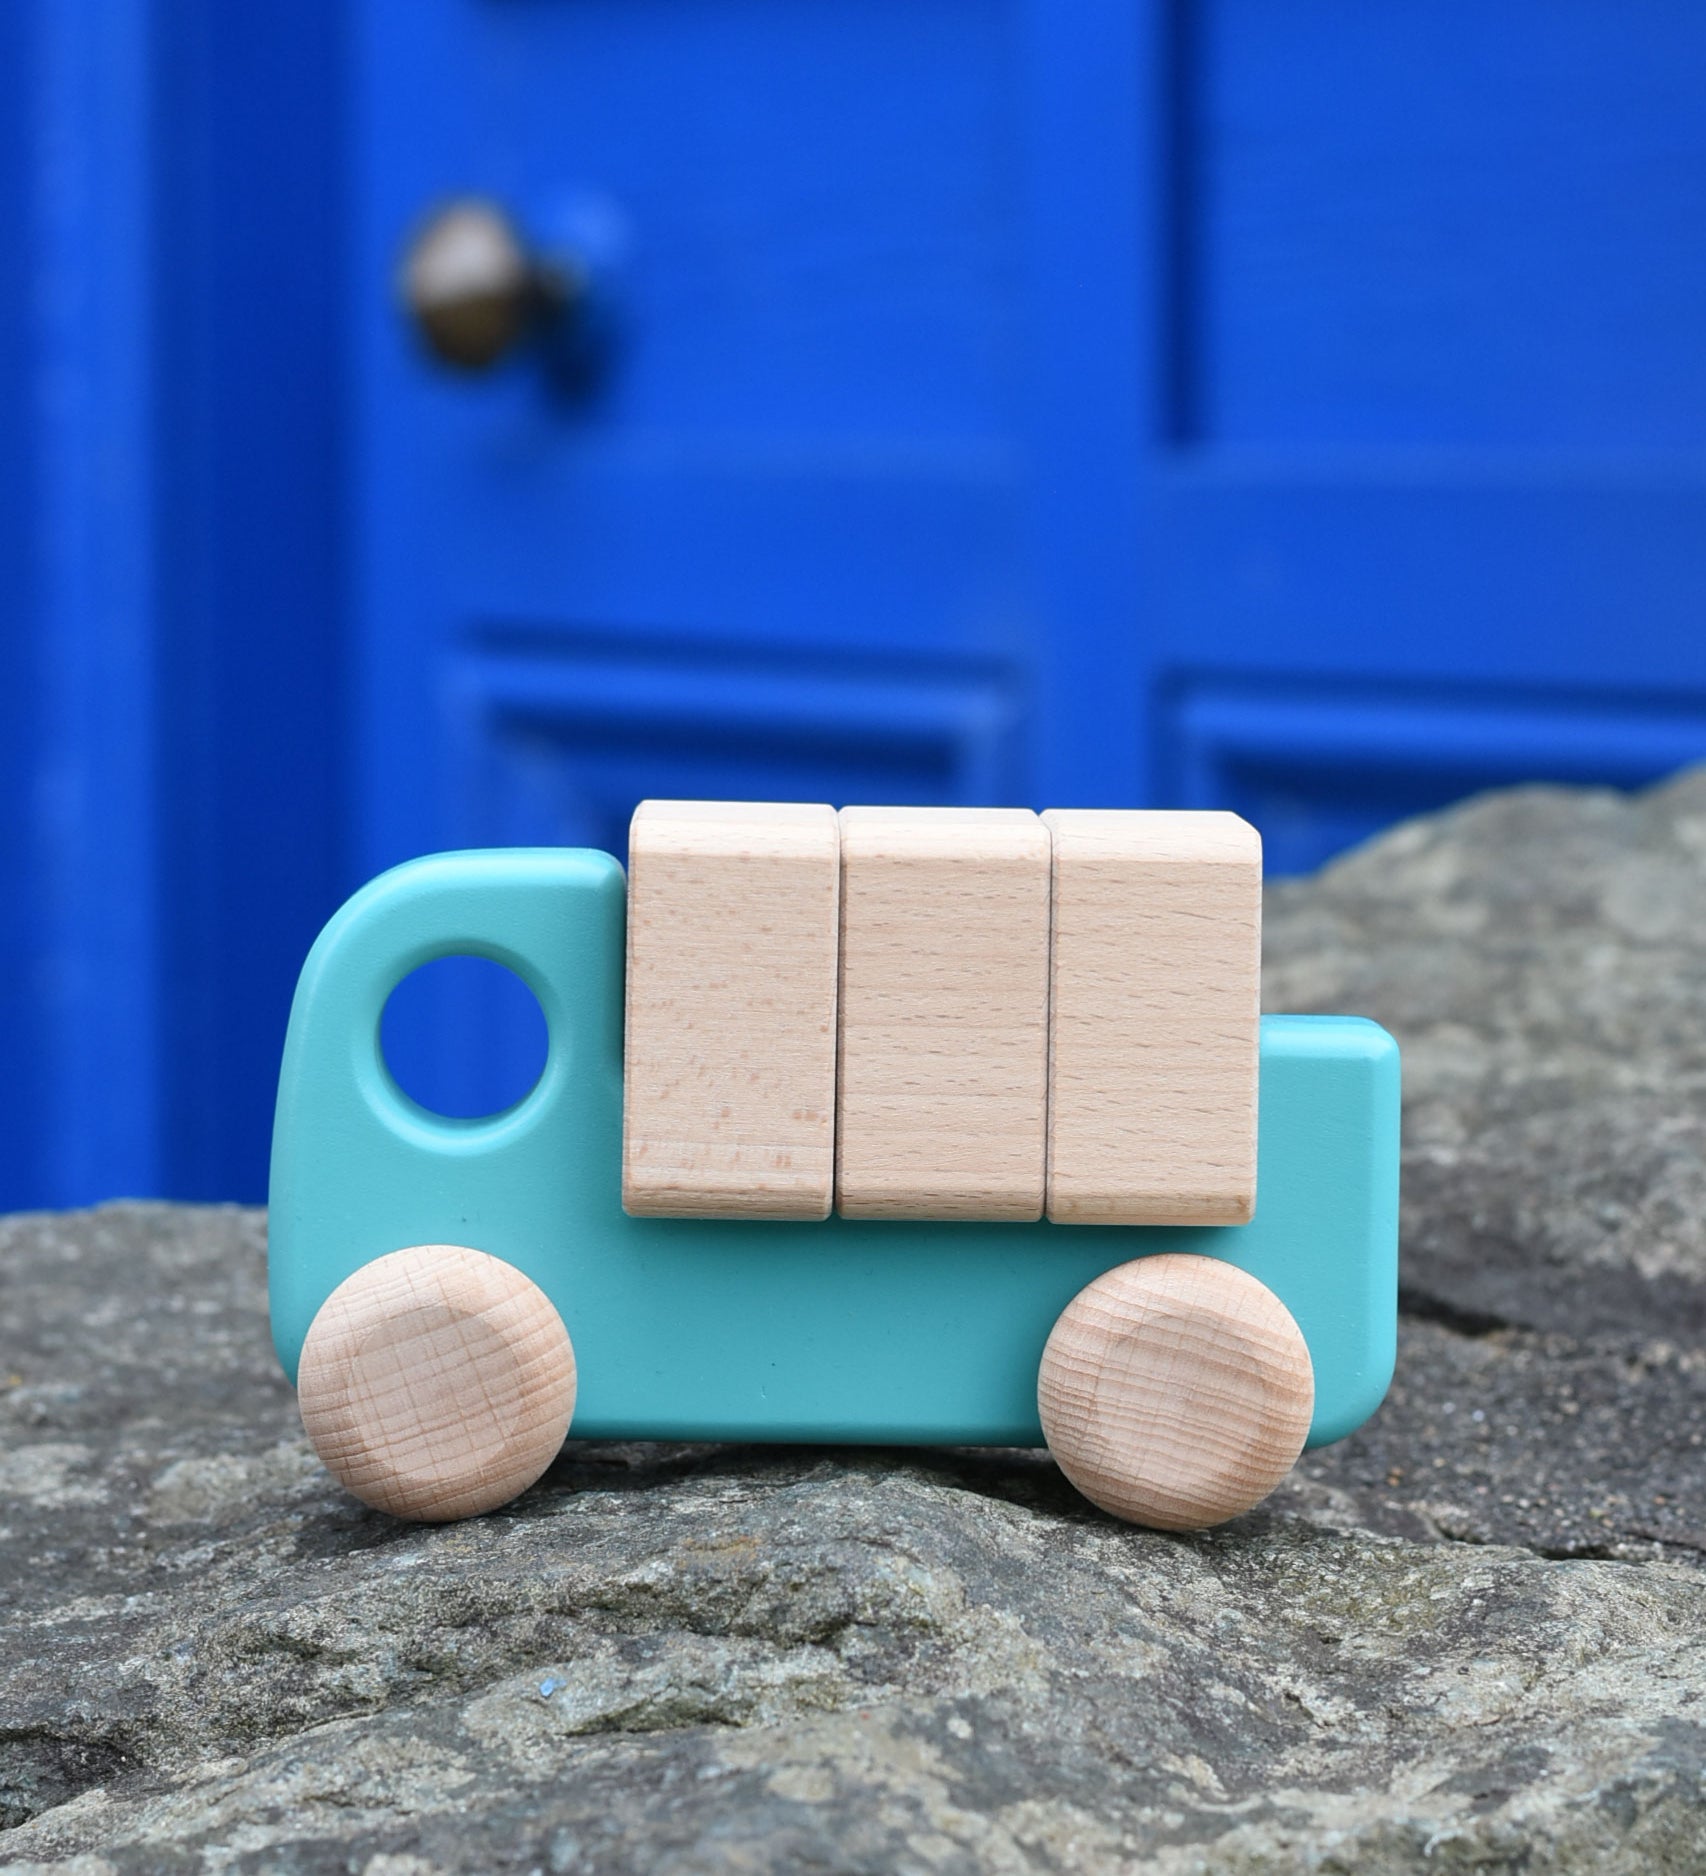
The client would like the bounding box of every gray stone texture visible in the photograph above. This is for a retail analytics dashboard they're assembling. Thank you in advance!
[6,771,1706,1870]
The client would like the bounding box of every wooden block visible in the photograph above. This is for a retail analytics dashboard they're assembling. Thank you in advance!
[297,1244,577,1522]
[1043,808,1261,1225]
[623,800,839,1219]
[1037,1254,1314,1530]
[836,806,1050,1220]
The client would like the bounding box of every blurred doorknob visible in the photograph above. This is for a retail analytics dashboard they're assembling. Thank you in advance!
[399,199,583,371]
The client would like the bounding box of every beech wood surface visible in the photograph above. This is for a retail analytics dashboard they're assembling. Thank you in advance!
[297,1244,577,1521]
[1043,809,1262,1225]
[836,806,1051,1219]
[1037,1253,1313,1530]
[623,800,840,1218]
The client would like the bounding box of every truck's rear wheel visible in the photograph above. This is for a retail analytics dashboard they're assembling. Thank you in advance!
[1038,1253,1313,1531]
[296,1244,576,1520]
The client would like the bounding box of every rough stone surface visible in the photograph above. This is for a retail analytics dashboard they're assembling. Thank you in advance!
[6,772,1706,1871]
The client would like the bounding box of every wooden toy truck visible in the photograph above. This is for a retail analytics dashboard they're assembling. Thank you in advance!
[270,806,1399,1531]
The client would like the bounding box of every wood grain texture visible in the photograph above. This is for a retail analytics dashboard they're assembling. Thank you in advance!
[836,806,1050,1219]
[297,1244,577,1522]
[624,801,840,1219]
[1037,1254,1314,1531]
[1043,809,1262,1226]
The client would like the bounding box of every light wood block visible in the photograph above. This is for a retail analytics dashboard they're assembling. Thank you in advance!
[836,806,1050,1220]
[624,800,840,1219]
[297,1244,577,1522]
[1043,809,1261,1226]
[1037,1254,1313,1530]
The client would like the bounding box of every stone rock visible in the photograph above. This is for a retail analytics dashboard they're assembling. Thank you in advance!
[1264,768,1706,1347]
[5,772,1706,1871]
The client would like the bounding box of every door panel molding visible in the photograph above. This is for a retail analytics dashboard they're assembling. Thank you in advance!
[444,632,1029,858]
[1165,675,1706,875]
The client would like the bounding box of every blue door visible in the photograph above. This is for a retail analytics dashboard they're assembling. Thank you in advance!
[353,0,1706,1108]
[7,4,1702,1206]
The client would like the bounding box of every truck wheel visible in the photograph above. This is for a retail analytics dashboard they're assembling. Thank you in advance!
[296,1244,576,1521]
[1038,1254,1313,1531]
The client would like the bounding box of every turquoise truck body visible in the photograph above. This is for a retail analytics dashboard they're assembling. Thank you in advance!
[269,849,1400,1449]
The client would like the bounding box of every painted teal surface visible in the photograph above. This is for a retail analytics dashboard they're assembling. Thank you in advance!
[269,850,1399,1449]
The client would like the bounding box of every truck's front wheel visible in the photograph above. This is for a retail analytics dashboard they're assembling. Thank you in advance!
[296,1244,576,1520]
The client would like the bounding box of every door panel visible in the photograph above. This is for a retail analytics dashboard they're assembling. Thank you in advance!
[445,629,1024,859]
[1194,1,1706,452]
[1127,1,1706,850]
[468,0,1016,446]
[1170,679,1706,876]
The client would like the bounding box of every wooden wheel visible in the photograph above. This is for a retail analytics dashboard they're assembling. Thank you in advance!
[297,1244,576,1521]
[1037,1254,1313,1531]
